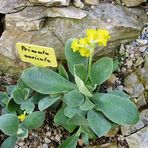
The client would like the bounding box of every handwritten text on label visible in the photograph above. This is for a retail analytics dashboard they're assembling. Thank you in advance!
[16,43,57,67]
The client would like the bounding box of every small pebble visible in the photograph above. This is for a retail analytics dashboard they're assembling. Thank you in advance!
[126,60,133,68]
[55,135,61,142]
[118,135,125,141]
[121,67,126,73]
[42,143,48,148]
[136,39,148,45]
[44,137,51,143]
[107,18,111,23]
[46,131,51,137]
[139,46,147,52]
[78,139,83,146]
[117,85,124,91]
[130,53,134,59]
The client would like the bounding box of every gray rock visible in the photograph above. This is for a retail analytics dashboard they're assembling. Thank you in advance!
[116,0,146,7]
[29,0,70,6]
[84,0,99,5]
[0,0,31,14]
[0,0,71,14]
[121,109,148,148]
[6,6,88,31]
[124,73,145,97]
[46,6,88,19]
[0,4,147,75]
[139,54,148,90]
[15,19,45,31]
[73,0,85,9]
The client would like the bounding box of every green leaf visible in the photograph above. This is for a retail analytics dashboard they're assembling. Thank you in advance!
[63,90,84,107]
[22,111,45,129]
[17,78,30,89]
[108,90,130,99]
[54,105,77,132]
[64,106,84,118]
[6,85,16,96]
[12,88,24,104]
[0,114,19,135]
[0,92,9,107]
[7,99,20,112]
[79,125,96,139]
[87,110,111,137]
[2,108,16,115]
[64,106,79,118]
[74,64,87,82]
[113,59,120,72]
[1,135,17,148]
[93,93,139,124]
[58,64,69,80]
[38,96,60,111]
[80,97,95,111]
[12,88,30,104]
[74,71,92,97]
[59,134,79,148]
[22,67,76,94]
[82,133,89,145]
[68,113,88,126]
[17,127,28,139]
[30,93,48,104]
[21,100,35,114]
[91,57,113,85]
[65,38,88,75]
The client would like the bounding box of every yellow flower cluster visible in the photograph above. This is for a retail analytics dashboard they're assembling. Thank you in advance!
[18,113,27,122]
[71,29,110,57]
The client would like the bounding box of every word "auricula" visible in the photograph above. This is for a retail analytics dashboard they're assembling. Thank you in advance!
[16,43,57,67]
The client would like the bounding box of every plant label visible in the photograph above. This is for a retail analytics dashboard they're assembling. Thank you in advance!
[16,43,57,67]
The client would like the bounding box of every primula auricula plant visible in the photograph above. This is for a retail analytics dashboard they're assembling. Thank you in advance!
[0,29,139,148]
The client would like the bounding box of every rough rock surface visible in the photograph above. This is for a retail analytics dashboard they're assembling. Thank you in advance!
[29,0,70,6]
[119,0,146,7]
[0,3,147,75]
[121,109,148,148]
[0,0,31,14]
[0,0,70,13]
[124,73,145,97]
[84,0,99,5]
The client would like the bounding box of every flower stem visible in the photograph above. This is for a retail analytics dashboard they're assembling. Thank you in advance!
[86,48,93,83]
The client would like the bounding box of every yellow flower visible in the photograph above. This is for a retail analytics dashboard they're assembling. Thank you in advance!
[71,29,110,58]
[18,114,27,122]
[86,29,97,41]
[79,48,90,57]
[96,29,110,46]
[71,38,79,52]
[79,37,89,46]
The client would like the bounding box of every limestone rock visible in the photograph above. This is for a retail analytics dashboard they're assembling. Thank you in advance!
[139,53,148,90]
[121,109,148,148]
[16,19,45,32]
[46,6,88,19]
[0,0,71,14]
[124,73,145,97]
[0,0,30,14]
[84,0,99,5]
[0,4,147,75]
[29,0,70,6]
[116,0,146,7]
[73,0,85,9]
[6,6,88,31]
